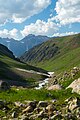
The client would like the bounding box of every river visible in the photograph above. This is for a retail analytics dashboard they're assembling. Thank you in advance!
[35,72,54,89]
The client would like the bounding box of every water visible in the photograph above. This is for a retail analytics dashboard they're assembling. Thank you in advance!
[35,72,54,89]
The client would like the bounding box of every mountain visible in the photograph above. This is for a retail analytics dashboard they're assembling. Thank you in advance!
[20,33,80,73]
[0,34,49,57]
[0,44,48,87]
[0,43,15,59]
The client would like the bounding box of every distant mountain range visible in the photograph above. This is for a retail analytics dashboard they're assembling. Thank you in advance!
[0,34,49,57]
[20,33,80,73]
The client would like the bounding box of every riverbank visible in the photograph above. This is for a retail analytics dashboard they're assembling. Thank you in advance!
[35,72,54,89]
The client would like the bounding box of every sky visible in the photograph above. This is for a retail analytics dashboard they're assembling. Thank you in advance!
[0,0,80,40]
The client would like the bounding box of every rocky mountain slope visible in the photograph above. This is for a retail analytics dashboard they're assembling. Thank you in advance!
[0,44,48,87]
[0,34,49,57]
[20,33,80,73]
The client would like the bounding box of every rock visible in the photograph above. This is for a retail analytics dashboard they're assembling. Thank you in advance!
[14,101,25,107]
[37,101,48,107]
[37,110,44,118]
[29,114,37,119]
[11,111,18,118]
[42,118,48,120]
[22,106,33,113]
[0,80,10,91]
[51,114,62,120]
[42,118,49,120]
[37,110,48,119]
[46,104,54,115]
[34,107,41,113]
[68,97,80,111]
[27,101,37,109]
[48,84,62,90]
[19,114,29,120]
[50,99,57,103]
[64,113,77,120]
[66,78,80,94]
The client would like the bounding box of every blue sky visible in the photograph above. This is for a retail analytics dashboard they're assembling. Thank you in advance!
[0,0,80,40]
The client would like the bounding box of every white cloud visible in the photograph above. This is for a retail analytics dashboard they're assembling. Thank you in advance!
[0,28,19,39]
[54,0,80,25]
[21,19,58,37]
[53,32,78,37]
[0,0,51,24]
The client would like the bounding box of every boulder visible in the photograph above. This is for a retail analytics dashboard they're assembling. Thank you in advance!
[48,84,62,90]
[0,80,10,91]
[66,78,80,94]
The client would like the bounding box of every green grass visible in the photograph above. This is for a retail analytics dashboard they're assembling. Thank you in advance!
[0,88,80,103]
[38,47,80,73]
[21,33,80,73]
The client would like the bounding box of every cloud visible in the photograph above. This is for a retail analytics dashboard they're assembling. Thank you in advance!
[54,0,80,25]
[0,28,19,39]
[21,19,58,37]
[0,0,51,24]
[53,32,78,37]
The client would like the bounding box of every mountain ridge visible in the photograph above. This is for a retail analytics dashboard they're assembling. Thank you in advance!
[0,34,50,57]
[20,33,80,73]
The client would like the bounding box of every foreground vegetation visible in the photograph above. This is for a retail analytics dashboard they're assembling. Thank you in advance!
[0,88,80,119]
[0,88,80,103]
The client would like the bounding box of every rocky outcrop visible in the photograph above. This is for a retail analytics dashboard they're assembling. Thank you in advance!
[67,78,80,94]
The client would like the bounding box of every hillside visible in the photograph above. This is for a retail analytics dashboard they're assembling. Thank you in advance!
[0,44,15,59]
[0,34,49,57]
[0,44,48,87]
[20,33,80,73]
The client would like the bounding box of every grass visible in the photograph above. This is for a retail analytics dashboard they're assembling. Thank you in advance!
[0,50,47,88]
[0,88,80,103]
[58,68,80,89]
[22,33,80,73]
